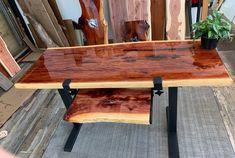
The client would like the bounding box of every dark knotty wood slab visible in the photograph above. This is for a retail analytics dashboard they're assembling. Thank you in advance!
[64,89,151,124]
[15,40,233,89]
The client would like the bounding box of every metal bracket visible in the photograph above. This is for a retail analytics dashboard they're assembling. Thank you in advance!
[153,77,164,96]
[58,79,81,152]
[62,79,78,96]
[58,79,78,109]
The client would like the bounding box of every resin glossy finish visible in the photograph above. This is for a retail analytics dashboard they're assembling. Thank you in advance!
[16,40,233,89]
[64,88,151,124]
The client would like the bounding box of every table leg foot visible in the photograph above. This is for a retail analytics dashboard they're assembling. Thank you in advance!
[166,106,179,158]
[168,131,179,158]
[64,123,82,152]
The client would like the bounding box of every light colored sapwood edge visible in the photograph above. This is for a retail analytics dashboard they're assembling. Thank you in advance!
[65,112,149,124]
[47,39,201,50]
[201,0,208,21]
[147,0,152,40]
[0,72,13,91]
[99,0,108,44]
[14,78,233,89]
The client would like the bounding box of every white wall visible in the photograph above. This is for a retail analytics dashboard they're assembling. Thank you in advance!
[56,0,81,22]
[220,0,235,23]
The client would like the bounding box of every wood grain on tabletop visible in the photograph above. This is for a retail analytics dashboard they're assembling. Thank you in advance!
[64,88,151,124]
[15,40,233,89]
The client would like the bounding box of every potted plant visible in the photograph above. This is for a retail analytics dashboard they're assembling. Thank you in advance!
[193,10,232,49]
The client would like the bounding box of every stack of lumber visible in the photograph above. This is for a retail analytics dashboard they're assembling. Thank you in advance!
[151,0,166,40]
[14,0,207,47]
[16,0,85,48]
[17,0,69,47]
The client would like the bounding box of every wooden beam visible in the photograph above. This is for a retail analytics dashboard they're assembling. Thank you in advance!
[201,0,209,21]
[0,36,21,77]
[47,0,65,27]
[151,0,166,40]
[63,20,77,46]
[166,0,186,40]
[23,0,69,47]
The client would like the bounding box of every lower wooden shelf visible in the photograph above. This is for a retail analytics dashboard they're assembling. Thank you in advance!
[64,88,151,124]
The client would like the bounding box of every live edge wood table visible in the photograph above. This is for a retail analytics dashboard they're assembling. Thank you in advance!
[15,40,233,158]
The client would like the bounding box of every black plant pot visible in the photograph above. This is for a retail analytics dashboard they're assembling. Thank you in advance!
[201,36,219,49]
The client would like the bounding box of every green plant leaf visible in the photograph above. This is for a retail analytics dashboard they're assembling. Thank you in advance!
[192,10,232,40]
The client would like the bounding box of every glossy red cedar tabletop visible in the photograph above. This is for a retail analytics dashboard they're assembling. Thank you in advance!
[64,88,151,123]
[16,40,231,88]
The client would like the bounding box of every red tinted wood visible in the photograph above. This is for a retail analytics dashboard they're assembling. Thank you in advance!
[15,40,233,89]
[64,88,151,124]
[166,0,186,40]
[125,20,150,42]
[78,0,105,45]
[151,0,166,40]
[0,36,21,77]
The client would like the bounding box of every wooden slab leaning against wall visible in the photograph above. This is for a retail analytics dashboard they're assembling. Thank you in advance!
[18,0,69,47]
[166,0,186,40]
[109,0,151,43]
[0,36,21,77]
[78,0,107,45]
[202,0,209,21]
[151,0,166,40]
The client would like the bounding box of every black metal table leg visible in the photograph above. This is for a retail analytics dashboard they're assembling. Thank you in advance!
[58,79,82,152]
[166,87,179,158]
[64,123,82,152]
